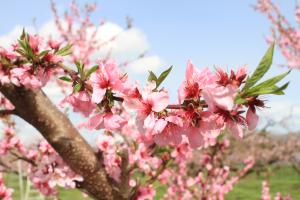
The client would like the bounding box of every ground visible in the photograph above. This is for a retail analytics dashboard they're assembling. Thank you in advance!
[4,166,300,199]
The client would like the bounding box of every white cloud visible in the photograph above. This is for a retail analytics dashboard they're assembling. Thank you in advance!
[126,55,166,74]
[0,20,165,74]
[0,26,34,48]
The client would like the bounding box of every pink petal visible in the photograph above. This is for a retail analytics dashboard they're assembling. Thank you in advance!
[203,85,237,111]
[122,98,144,111]
[185,60,195,80]
[149,92,169,112]
[153,119,168,135]
[87,114,104,130]
[104,114,126,131]
[227,120,243,139]
[186,128,204,149]
[165,115,183,127]
[246,108,259,131]
[91,88,106,104]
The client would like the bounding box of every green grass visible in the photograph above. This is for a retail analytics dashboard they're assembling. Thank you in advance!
[226,166,300,200]
[4,173,90,200]
[4,166,300,199]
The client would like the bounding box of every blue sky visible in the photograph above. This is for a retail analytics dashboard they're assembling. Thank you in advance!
[0,0,299,134]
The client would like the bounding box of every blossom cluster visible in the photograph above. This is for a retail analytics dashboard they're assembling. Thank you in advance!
[160,139,255,200]
[61,59,261,150]
[255,0,300,69]
[0,33,66,90]
[261,181,292,200]
[0,125,82,197]
[27,141,83,196]
[0,173,13,200]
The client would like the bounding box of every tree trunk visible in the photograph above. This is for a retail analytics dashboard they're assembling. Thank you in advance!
[0,84,121,200]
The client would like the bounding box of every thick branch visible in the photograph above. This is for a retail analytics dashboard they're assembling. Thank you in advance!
[0,109,15,116]
[0,84,122,200]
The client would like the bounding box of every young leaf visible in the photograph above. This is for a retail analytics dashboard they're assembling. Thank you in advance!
[39,50,50,57]
[235,96,247,104]
[156,66,172,89]
[59,76,72,82]
[18,38,34,59]
[147,71,157,82]
[56,44,73,56]
[243,43,275,91]
[246,82,289,96]
[244,70,290,96]
[73,83,82,93]
[21,28,26,40]
[85,65,99,78]
[18,39,28,51]
[271,82,289,95]
[75,61,85,79]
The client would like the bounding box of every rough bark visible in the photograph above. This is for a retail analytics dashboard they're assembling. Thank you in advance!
[0,84,122,200]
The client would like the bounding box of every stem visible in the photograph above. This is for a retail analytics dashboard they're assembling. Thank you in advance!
[18,160,24,200]
[24,175,31,200]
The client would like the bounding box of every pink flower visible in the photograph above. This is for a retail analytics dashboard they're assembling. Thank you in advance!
[203,67,247,112]
[86,112,126,132]
[0,47,17,59]
[246,107,259,131]
[178,107,223,149]
[43,53,63,63]
[10,66,52,89]
[48,38,62,49]
[203,84,237,112]
[103,152,122,182]
[96,134,115,152]
[123,81,169,115]
[28,35,42,53]
[136,185,156,200]
[0,94,14,110]
[89,60,129,104]
[60,91,95,117]
[10,67,42,89]
[131,143,162,172]
[0,175,13,200]
[171,137,192,161]
[217,107,257,139]
[261,181,271,200]
[178,60,216,103]
[153,115,184,146]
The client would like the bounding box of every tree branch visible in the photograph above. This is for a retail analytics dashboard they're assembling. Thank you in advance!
[0,109,15,116]
[0,84,124,200]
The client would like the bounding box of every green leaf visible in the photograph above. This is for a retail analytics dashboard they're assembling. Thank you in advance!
[147,71,157,82]
[59,76,72,82]
[39,50,50,57]
[246,82,289,96]
[73,83,82,93]
[18,39,28,51]
[85,65,99,78]
[56,44,72,56]
[243,43,275,91]
[75,61,82,71]
[271,82,289,95]
[245,70,290,96]
[75,61,85,79]
[21,28,26,40]
[156,66,172,89]
[17,38,34,59]
[235,96,248,104]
